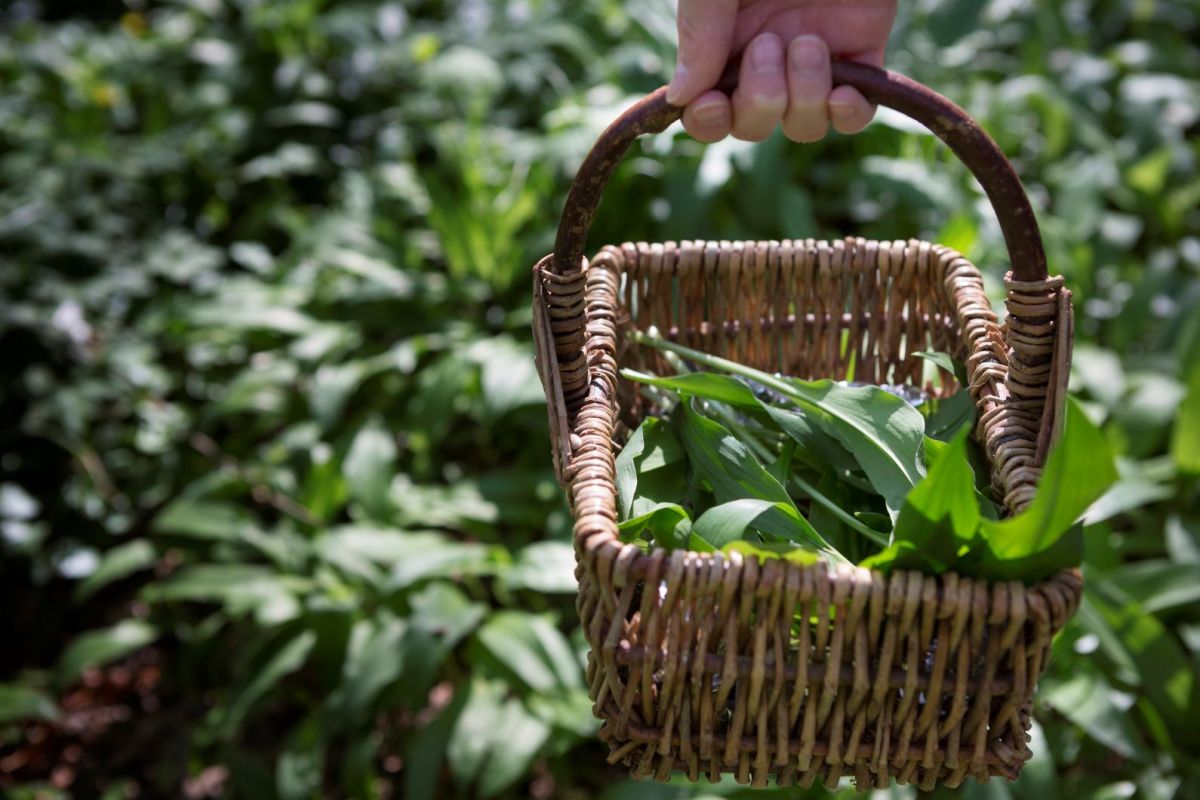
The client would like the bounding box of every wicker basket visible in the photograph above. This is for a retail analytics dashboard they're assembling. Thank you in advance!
[532,63,1079,791]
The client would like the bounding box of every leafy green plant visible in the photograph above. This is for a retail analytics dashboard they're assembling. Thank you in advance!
[616,333,1116,583]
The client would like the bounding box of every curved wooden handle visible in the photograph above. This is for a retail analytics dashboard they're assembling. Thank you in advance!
[551,61,1047,282]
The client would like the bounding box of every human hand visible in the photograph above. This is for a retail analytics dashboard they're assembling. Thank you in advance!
[667,0,898,143]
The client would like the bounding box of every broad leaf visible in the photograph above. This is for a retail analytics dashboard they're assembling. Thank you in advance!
[1107,560,1200,614]
[615,415,684,519]
[214,630,317,740]
[326,615,408,731]
[1040,663,1149,761]
[1172,363,1200,475]
[982,398,1117,563]
[624,363,927,515]
[0,684,59,724]
[56,620,157,688]
[503,541,578,594]
[779,378,927,516]
[74,540,157,600]
[923,388,976,441]
[399,583,487,708]
[673,403,838,557]
[616,502,690,548]
[344,419,398,520]
[1085,573,1200,748]
[692,498,804,549]
[474,611,581,693]
[863,429,980,574]
[447,677,549,798]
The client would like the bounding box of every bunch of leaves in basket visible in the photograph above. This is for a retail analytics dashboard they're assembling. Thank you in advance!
[616,332,1118,583]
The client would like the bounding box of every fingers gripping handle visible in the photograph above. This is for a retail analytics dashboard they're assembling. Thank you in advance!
[551,61,1048,283]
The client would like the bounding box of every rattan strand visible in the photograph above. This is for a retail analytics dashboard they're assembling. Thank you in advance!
[532,236,1076,791]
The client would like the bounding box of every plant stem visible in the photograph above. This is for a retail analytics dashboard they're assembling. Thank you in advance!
[789,475,890,547]
[631,329,805,403]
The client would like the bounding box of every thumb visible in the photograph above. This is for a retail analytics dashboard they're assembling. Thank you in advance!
[668,0,738,106]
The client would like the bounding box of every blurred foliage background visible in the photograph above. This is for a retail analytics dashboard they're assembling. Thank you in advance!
[1,0,1198,798]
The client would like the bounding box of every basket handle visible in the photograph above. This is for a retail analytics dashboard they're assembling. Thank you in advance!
[550,61,1047,282]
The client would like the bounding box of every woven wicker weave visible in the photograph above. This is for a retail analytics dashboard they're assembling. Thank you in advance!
[532,63,1078,791]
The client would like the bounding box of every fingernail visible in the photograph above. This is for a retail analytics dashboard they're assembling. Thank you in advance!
[749,35,782,74]
[693,101,727,125]
[789,37,826,75]
[666,64,687,105]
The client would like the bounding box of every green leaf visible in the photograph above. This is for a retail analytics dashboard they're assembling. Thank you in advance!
[476,697,550,797]
[74,540,157,600]
[214,630,316,740]
[1081,473,1174,526]
[914,350,957,376]
[615,415,683,519]
[760,403,860,475]
[447,677,549,797]
[1040,663,1148,761]
[864,429,980,574]
[1107,560,1200,614]
[398,583,487,708]
[503,541,578,594]
[276,713,325,800]
[616,502,689,547]
[448,677,506,786]
[474,611,581,692]
[0,683,59,723]
[344,419,398,520]
[326,616,408,731]
[1085,573,1200,748]
[56,620,157,688]
[622,369,760,408]
[720,540,820,567]
[146,564,306,625]
[693,498,807,549]
[1172,363,1200,475]
[673,403,838,557]
[622,370,857,472]
[981,398,1118,564]
[626,359,927,516]
[467,335,551,419]
[779,378,927,516]
[153,499,255,540]
[923,388,976,441]
[1166,515,1200,564]
[404,685,469,800]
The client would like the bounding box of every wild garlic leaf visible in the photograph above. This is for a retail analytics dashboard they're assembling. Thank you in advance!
[673,403,841,559]
[779,378,927,517]
[615,417,683,519]
[625,338,928,515]
[914,350,957,376]
[759,405,859,475]
[924,389,976,442]
[693,499,802,549]
[622,369,760,407]
[617,503,690,549]
[620,369,857,475]
[863,429,980,574]
[981,398,1117,562]
[720,540,821,567]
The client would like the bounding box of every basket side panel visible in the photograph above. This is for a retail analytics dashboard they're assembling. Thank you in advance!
[618,238,973,393]
[583,553,1081,790]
